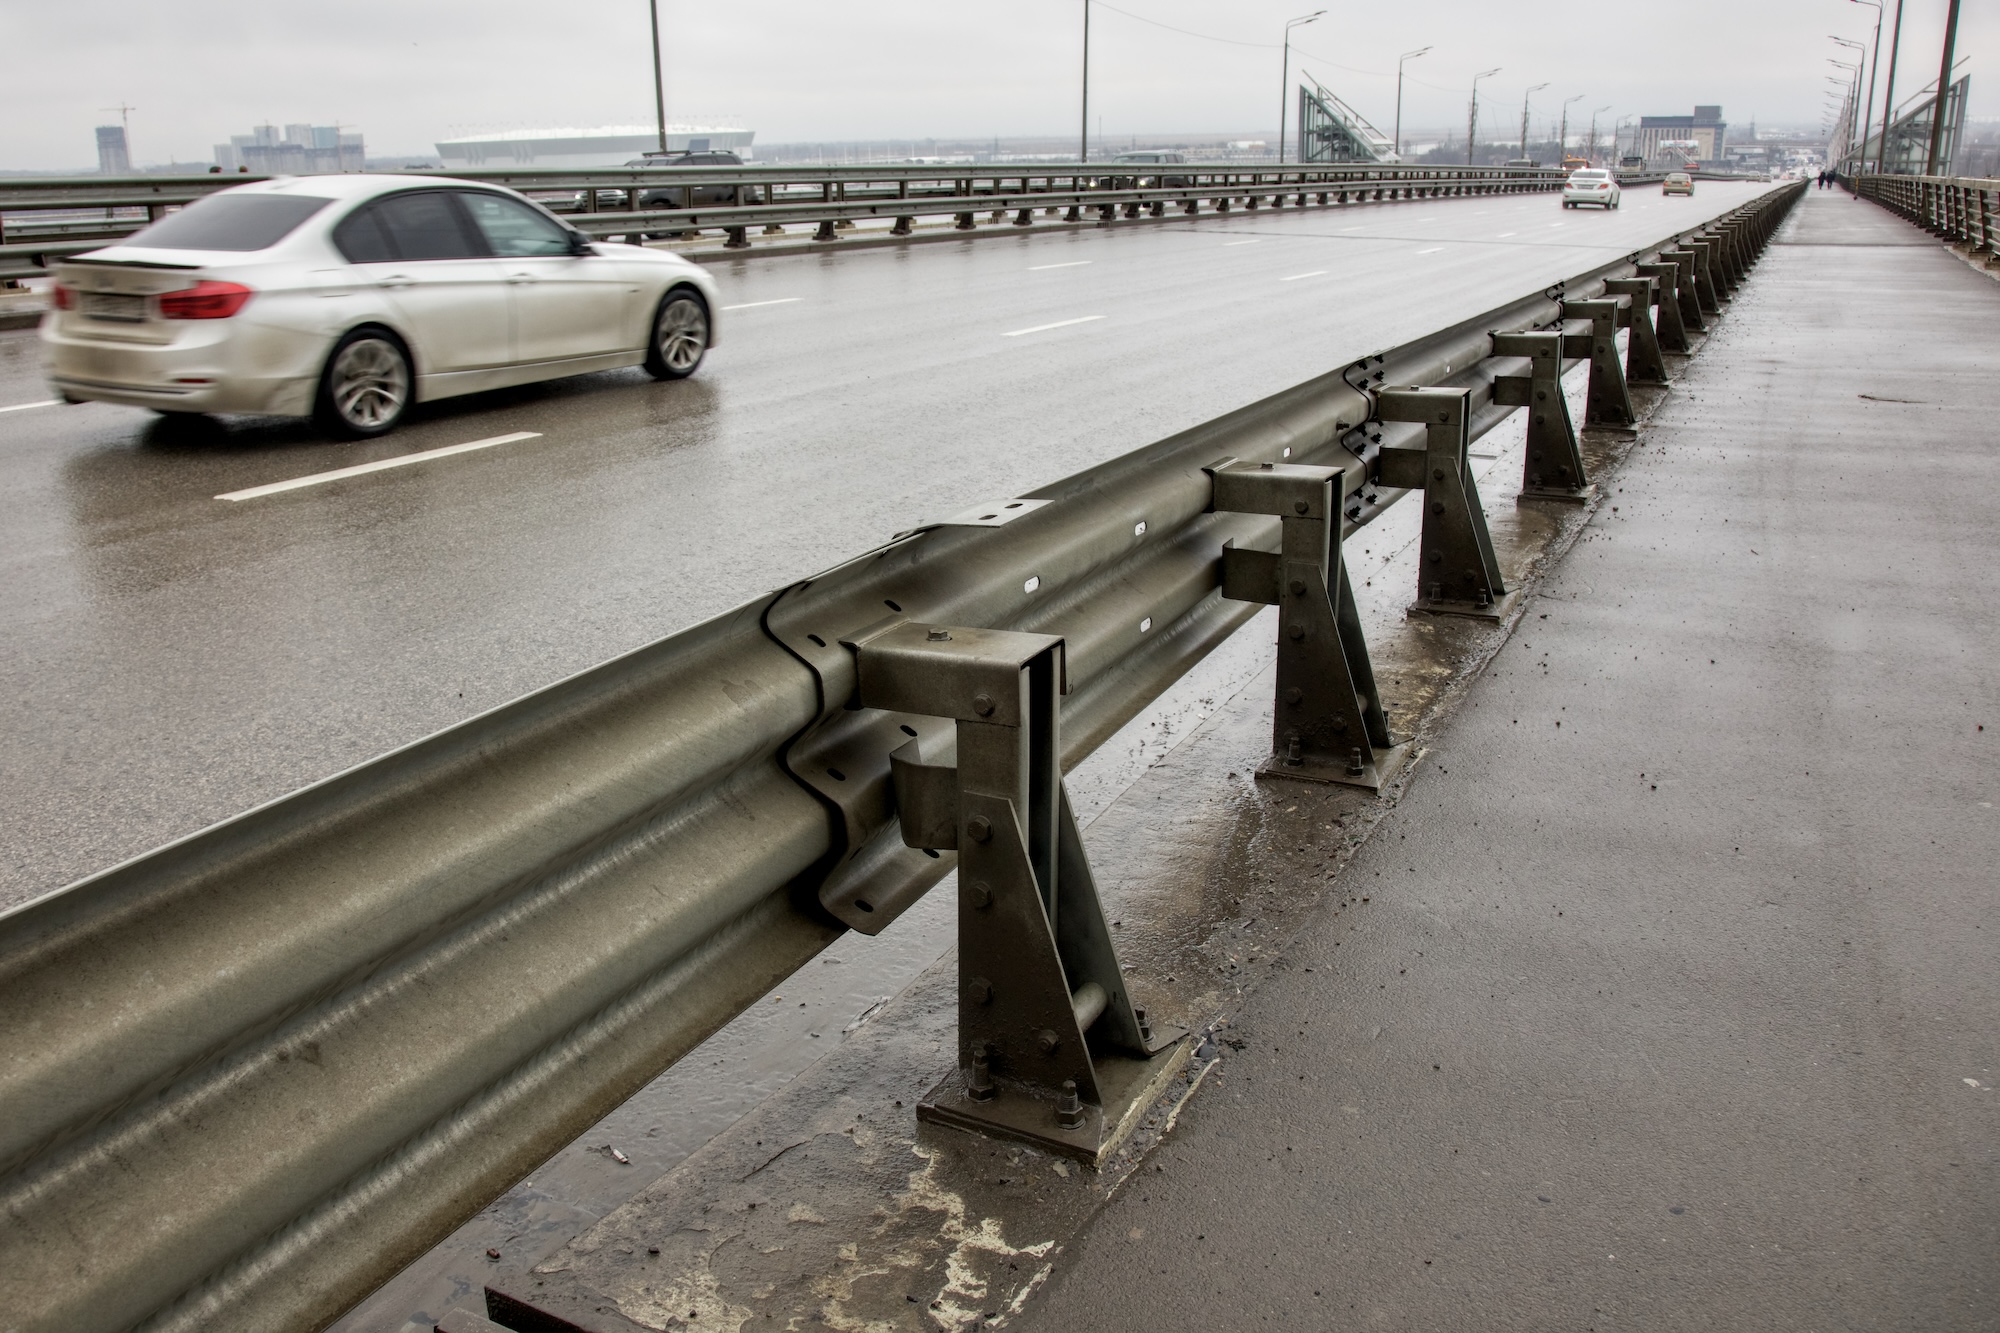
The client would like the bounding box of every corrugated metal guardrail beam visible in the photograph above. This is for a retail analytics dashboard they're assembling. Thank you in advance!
[0,183,1803,1333]
[0,162,1563,276]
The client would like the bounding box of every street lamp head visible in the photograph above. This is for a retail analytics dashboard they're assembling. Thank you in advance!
[1528,82,1551,94]
[1401,46,1432,61]
[1287,9,1326,28]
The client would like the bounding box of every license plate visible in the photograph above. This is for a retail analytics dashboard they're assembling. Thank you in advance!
[79,291,149,322]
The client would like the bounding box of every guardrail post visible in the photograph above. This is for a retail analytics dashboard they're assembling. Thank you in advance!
[844,622,1182,1164]
[724,227,750,250]
[1014,208,1034,227]
[1684,238,1723,314]
[1603,276,1671,385]
[1493,330,1592,502]
[1208,461,1410,791]
[1375,387,1514,620]
[1659,249,1706,332]
[813,220,838,242]
[955,212,977,231]
[1561,297,1636,428]
[891,216,914,236]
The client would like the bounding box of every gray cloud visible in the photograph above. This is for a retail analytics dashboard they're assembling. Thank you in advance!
[8,0,1984,168]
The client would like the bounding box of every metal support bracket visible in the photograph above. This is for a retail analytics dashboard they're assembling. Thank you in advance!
[848,621,1186,1165]
[1636,260,1691,353]
[1660,249,1707,331]
[1374,387,1517,621]
[1602,276,1670,385]
[1208,460,1411,792]
[1492,330,1593,504]
[1560,297,1636,429]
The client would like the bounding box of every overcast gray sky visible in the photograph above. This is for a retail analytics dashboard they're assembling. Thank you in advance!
[7,0,1987,167]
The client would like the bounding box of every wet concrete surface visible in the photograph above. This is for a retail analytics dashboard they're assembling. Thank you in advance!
[0,184,1768,913]
[1004,192,1999,1330]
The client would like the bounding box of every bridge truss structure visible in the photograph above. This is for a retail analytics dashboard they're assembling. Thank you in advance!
[1297,78,1396,165]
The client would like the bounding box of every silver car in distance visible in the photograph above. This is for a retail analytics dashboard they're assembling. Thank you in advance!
[42,175,721,437]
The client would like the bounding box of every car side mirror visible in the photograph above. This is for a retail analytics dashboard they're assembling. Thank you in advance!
[567,231,595,256]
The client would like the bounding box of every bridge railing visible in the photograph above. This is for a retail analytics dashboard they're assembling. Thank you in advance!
[0,162,1562,277]
[1853,171,2000,263]
[0,182,1803,1333]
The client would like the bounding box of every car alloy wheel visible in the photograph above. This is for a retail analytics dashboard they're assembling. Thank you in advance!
[644,292,709,380]
[322,334,410,436]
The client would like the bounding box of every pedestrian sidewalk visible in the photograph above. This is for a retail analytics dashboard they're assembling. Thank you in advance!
[1014,191,2000,1330]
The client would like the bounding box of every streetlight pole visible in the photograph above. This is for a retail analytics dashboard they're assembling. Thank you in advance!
[1395,47,1431,161]
[1080,0,1090,163]
[1558,93,1584,164]
[1586,104,1611,166]
[1830,49,1863,165]
[1520,82,1549,161]
[1278,10,1327,165]
[648,0,668,153]
[1850,0,1883,174]
[1923,0,1962,175]
[1875,0,1905,175]
[1468,68,1500,167]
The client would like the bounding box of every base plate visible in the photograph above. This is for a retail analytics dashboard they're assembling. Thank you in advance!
[918,1034,1192,1168]
[1581,424,1640,440]
[1517,483,1597,505]
[1256,739,1413,793]
[1406,587,1521,623]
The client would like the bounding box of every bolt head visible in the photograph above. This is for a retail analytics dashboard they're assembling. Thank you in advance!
[969,977,993,1004]
[1287,623,1306,641]
[972,692,995,717]
[968,880,992,908]
[1037,1029,1060,1055]
[926,628,951,642]
[1293,499,1310,515]
[967,815,993,843]
[1285,686,1303,705]
[1289,578,1306,596]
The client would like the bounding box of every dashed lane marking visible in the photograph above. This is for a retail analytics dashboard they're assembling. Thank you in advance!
[1002,315,1105,338]
[216,432,543,501]
[1280,271,1328,281]
[0,399,59,413]
[721,298,801,310]
[1028,261,1093,271]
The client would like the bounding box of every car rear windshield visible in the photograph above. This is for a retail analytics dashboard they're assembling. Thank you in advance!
[120,194,333,251]
[1572,171,1610,180]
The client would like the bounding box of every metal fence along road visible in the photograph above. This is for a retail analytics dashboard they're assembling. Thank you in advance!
[1853,172,2000,265]
[0,182,1803,1333]
[0,162,1576,277]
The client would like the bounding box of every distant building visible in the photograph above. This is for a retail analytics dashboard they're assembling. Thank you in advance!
[213,123,365,174]
[96,126,131,175]
[1633,106,1728,167]
[434,125,755,171]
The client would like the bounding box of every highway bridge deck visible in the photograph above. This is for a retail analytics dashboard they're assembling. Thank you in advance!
[1008,189,1998,1331]
[457,189,1997,1333]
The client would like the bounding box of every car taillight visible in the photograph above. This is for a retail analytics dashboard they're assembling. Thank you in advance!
[159,281,254,320]
[52,284,75,311]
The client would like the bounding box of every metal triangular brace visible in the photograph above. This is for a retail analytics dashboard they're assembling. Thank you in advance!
[1375,387,1518,622]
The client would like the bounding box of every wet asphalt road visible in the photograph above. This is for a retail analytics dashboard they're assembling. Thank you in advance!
[0,182,1769,911]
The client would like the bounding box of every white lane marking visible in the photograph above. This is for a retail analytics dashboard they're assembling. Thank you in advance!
[1496,231,1519,238]
[1222,239,1261,247]
[1028,260,1092,271]
[0,399,60,413]
[1340,225,1365,231]
[721,298,801,310]
[217,432,542,501]
[1280,271,1328,282]
[1415,247,1445,255]
[1002,315,1104,338]
[1549,222,1567,229]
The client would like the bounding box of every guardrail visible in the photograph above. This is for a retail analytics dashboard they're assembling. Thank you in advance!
[1853,171,2000,264]
[0,161,1562,277]
[0,181,1802,1333]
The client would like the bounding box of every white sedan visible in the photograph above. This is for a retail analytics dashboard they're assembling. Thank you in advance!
[1561,169,1622,210]
[42,175,720,437]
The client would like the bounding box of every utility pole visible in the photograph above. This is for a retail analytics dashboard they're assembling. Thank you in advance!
[1830,40,1865,168]
[648,0,668,153]
[1520,83,1549,161]
[1468,68,1500,166]
[1278,10,1326,165]
[1923,0,1961,175]
[1586,104,1611,166]
[1875,0,1905,174]
[1558,93,1584,164]
[1080,0,1090,163]
[1396,47,1431,161]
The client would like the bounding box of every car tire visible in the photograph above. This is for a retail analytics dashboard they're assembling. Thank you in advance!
[643,289,710,380]
[314,328,412,439]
